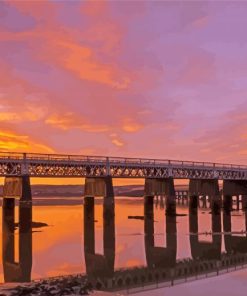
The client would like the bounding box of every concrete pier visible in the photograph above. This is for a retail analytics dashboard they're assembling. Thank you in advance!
[84,176,114,198]
[223,180,247,210]
[145,178,176,215]
[3,176,32,201]
[189,179,220,208]
[144,178,175,196]
[189,179,220,196]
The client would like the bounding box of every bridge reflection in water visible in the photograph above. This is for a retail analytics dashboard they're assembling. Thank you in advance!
[83,196,247,293]
[2,197,247,293]
[144,196,177,269]
[2,199,32,282]
[84,195,115,282]
[189,196,221,261]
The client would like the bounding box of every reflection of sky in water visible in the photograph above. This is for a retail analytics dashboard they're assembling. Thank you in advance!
[140,269,247,296]
[1,198,247,287]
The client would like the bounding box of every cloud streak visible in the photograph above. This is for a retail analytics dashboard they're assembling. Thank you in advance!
[0,1,247,164]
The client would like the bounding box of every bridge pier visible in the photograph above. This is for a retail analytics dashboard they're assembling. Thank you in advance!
[84,176,115,219]
[84,176,114,198]
[189,179,220,208]
[144,177,175,196]
[3,176,32,201]
[223,180,247,210]
[144,178,176,215]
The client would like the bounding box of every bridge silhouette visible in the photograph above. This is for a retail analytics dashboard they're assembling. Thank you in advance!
[82,197,247,293]
[1,152,247,179]
[1,152,247,209]
[2,152,247,292]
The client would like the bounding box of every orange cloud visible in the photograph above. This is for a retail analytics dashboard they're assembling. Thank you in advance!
[53,40,130,89]
[45,112,109,133]
[238,149,247,155]
[122,118,143,132]
[0,28,130,90]
[0,130,54,153]
[0,112,19,122]
[112,138,124,147]
[0,131,29,150]
[0,107,46,123]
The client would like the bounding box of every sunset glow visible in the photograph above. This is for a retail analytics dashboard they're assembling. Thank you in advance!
[1,1,247,172]
[2,3,247,296]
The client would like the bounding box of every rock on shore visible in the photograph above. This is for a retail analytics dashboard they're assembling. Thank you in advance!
[0,275,91,296]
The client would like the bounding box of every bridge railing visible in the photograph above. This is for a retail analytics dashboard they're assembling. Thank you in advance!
[0,152,247,170]
[109,157,247,170]
[25,153,107,162]
[0,152,24,159]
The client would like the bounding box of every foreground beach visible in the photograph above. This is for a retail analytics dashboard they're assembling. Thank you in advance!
[0,275,91,296]
[1,267,247,296]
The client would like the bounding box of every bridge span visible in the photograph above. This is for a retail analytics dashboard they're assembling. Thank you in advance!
[1,152,247,208]
[1,152,247,179]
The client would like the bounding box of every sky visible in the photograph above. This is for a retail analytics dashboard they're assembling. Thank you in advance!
[1,0,247,170]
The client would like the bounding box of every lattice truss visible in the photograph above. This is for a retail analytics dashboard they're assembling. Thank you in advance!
[28,163,247,179]
[1,158,247,180]
[171,168,247,179]
[28,161,106,177]
[110,165,169,178]
[0,161,21,175]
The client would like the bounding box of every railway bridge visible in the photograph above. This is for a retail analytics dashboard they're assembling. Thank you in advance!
[1,152,247,211]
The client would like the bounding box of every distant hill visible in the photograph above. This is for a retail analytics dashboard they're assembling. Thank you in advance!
[0,184,188,197]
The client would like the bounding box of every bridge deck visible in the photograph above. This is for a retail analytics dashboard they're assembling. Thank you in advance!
[0,152,247,179]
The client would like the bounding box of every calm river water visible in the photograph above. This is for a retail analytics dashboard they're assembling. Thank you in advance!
[1,196,247,294]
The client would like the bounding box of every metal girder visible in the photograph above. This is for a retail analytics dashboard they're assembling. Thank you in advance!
[0,152,247,180]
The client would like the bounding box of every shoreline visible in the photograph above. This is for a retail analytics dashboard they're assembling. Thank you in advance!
[1,263,247,296]
[0,274,91,296]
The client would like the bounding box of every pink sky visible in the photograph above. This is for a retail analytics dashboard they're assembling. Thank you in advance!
[1,1,247,164]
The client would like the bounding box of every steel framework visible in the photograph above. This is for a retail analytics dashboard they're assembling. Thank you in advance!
[0,152,247,180]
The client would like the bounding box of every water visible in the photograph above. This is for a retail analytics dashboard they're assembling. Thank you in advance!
[1,196,247,294]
